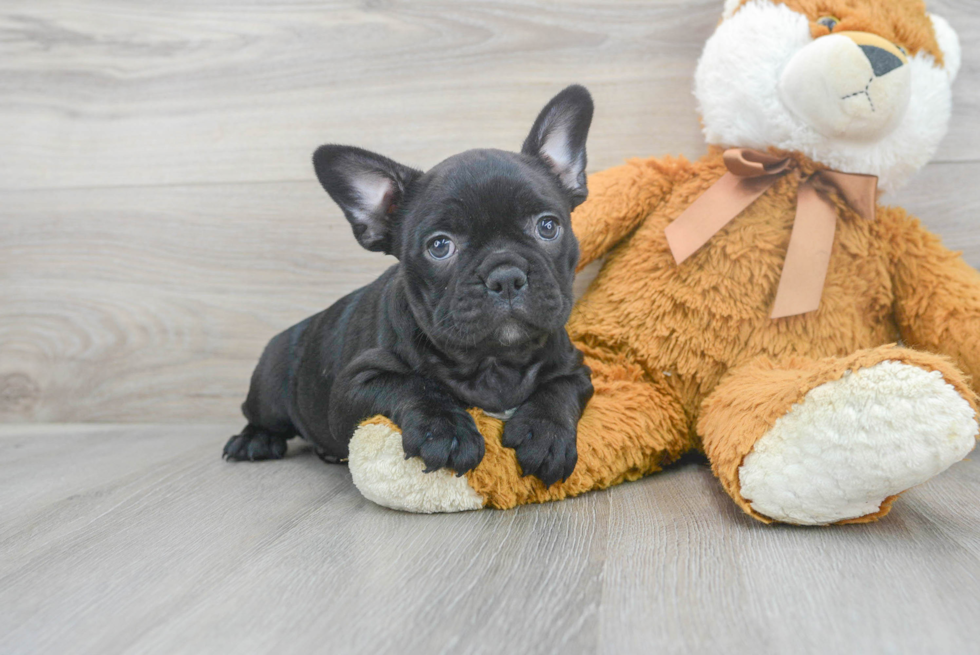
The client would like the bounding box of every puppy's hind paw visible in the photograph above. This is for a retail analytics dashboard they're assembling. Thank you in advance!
[223,426,289,461]
[349,418,486,513]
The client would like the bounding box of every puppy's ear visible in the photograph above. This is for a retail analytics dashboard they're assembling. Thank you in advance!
[312,145,423,254]
[521,85,594,208]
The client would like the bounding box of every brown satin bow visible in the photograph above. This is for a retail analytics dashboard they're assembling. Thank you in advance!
[664,148,878,319]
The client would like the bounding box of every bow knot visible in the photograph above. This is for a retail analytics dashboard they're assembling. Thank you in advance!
[664,148,877,318]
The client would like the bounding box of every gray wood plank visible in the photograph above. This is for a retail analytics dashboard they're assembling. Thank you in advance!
[599,456,980,654]
[0,0,714,190]
[0,181,393,422]
[1,0,977,193]
[1,425,979,655]
[0,425,607,655]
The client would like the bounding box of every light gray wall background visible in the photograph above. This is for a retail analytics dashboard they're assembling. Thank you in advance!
[2,0,977,422]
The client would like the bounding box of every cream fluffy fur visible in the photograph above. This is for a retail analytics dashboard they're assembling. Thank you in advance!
[930,14,961,80]
[738,362,978,525]
[348,422,485,513]
[695,0,958,194]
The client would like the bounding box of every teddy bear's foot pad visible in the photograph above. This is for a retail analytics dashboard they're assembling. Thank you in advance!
[348,421,485,513]
[738,361,978,525]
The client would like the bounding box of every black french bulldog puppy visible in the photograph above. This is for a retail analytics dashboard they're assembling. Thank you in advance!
[223,85,595,486]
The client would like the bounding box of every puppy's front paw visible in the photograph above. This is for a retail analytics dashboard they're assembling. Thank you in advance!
[401,410,485,476]
[502,415,577,487]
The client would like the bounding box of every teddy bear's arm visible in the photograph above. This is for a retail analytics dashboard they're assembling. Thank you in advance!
[882,206,980,388]
[572,157,675,270]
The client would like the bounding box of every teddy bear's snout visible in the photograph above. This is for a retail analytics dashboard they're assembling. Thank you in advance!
[778,30,911,141]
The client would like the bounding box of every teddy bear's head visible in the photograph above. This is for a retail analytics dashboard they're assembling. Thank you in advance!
[695,0,960,193]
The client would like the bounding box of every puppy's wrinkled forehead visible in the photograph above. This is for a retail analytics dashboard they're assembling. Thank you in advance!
[412,149,567,231]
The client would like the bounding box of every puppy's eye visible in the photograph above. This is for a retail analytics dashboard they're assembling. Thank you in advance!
[427,236,457,260]
[535,216,561,241]
[817,15,839,30]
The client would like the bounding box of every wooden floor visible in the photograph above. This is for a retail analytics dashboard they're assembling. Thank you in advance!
[2,424,979,655]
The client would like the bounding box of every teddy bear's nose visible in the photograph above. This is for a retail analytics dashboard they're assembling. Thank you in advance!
[835,30,908,75]
[860,45,904,77]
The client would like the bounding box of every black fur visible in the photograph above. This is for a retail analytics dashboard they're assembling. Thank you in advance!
[223,85,595,486]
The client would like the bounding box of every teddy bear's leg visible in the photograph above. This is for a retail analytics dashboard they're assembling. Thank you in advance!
[468,354,692,509]
[700,345,979,525]
[347,353,691,512]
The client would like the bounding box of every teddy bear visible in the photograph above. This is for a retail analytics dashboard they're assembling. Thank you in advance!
[343,0,980,525]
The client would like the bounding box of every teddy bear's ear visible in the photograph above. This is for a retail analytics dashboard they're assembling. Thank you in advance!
[722,0,743,20]
[930,14,961,82]
[522,85,594,208]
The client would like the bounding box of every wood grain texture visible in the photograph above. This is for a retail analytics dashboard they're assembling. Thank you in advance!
[1,424,978,655]
[1,0,979,422]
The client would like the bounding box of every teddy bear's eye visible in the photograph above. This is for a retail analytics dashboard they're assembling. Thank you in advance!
[817,16,839,30]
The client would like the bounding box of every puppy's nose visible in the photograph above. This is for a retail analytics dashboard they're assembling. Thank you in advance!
[485,265,528,299]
